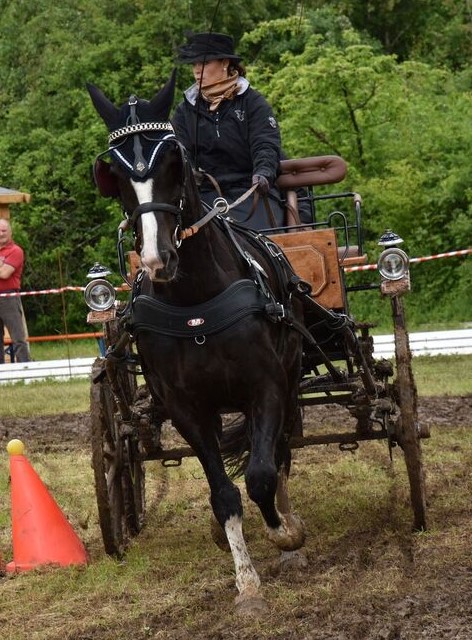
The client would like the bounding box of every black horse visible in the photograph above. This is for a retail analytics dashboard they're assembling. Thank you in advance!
[88,71,306,613]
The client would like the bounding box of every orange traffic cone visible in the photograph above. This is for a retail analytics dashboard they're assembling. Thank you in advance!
[5,439,89,572]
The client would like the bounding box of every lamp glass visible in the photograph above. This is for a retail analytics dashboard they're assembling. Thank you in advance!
[378,248,409,281]
[84,279,116,311]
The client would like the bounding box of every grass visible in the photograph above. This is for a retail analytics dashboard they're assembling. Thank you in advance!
[29,338,103,361]
[412,353,471,396]
[1,379,91,417]
[1,423,472,639]
[1,353,470,419]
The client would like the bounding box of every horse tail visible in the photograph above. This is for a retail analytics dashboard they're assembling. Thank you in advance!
[220,415,251,479]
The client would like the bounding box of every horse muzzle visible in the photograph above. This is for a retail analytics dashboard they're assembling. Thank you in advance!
[132,203,183,282]
[141,247,179,282]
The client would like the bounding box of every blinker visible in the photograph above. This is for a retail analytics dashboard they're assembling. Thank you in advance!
[93,158,120,198]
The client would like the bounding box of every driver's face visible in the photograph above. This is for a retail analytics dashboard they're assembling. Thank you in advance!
[192,59,229,86]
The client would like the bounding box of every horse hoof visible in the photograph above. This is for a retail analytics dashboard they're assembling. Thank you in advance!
[268,549,308,577]
[266,513,306,551]
[279,549,309,571]
[235,593,269,616]
[210,515,231,552]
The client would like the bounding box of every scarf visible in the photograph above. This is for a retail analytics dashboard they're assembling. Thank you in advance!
[201,71,240,112]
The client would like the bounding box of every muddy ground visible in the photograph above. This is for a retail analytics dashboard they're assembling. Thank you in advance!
[1,396,470,450]
[1,396,472,640]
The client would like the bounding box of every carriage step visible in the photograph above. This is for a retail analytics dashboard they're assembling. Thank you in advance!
[300,376,360,395]
[140,444,195,463]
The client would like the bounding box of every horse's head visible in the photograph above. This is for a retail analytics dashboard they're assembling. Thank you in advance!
[87,70,196,282]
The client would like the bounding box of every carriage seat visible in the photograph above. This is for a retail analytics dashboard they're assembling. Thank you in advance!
[276,155,347,190]
[275,155,367,270]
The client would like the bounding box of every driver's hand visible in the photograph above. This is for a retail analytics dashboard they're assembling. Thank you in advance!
[252,174,270,195]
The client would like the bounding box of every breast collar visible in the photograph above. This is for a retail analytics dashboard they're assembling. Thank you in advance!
[127,278,270,340]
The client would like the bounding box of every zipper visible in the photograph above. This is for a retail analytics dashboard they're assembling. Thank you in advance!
[215,111,220,138]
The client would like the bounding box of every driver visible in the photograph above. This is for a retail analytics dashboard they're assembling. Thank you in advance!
[172,31,288,230]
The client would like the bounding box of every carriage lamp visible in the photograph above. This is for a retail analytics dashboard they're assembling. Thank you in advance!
[84,263,116,311]
[86,262,112,279]
[377,231,410,295]
[378,247,409,281]
[84,279,116,311]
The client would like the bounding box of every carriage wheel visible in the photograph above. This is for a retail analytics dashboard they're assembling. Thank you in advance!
[90,358,145,556]
[391,296,427,531]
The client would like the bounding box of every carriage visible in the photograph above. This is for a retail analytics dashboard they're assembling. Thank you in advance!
[85,77,429,612]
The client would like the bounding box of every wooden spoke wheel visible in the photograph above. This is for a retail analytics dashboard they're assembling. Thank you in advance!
[90,358,145,556]
[391,296,427,531]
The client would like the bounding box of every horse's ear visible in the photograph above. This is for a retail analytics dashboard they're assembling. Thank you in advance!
[149,68,177,121]
[86,83,120,129]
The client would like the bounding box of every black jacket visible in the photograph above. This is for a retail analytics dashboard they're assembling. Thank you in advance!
[172,77,282,192]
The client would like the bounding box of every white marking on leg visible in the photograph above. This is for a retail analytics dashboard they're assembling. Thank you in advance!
[224,515,260,596]
[130,178,163,273]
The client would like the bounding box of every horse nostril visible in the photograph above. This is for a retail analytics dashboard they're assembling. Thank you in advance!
[162,250,176,268]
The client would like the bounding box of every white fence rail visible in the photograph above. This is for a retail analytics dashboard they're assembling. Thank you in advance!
[0,357,95,384]
[373,329,472,358]
[0,329,471,384]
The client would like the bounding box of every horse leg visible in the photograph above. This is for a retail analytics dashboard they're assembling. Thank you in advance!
[244,399,306,555]
[274,463,309,571]
[258,449,306,552]
[210,513,230,551]
[204,453,269,613]
[173,416,267,614]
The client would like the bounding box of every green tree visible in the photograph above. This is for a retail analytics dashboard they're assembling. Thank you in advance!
[0,0,470,334]
[322,0,472,68]
[253,17,472,325]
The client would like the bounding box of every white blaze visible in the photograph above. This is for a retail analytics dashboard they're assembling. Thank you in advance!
[131,178,163,272]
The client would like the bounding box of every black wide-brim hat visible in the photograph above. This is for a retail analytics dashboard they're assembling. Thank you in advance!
[177,32,241,64]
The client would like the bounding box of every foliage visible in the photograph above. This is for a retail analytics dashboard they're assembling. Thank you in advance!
[256,16,471,325]
[327,0,472,68]
[0,1,470,334]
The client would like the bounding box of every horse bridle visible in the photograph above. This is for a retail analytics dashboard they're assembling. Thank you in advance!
[93,95,189,234]
[96,95,259,282]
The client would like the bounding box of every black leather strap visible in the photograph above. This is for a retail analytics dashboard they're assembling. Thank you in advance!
[129,279,269,338]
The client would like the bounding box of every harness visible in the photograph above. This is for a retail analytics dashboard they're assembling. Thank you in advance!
[126,215,298,342]
[126,213,352,386]
[128,278,273,342]
[97,99,354,377]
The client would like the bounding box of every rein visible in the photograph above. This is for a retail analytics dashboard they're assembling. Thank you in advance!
[180,183,258,239]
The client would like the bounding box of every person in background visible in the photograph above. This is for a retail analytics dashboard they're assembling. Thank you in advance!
[0,218,31,363]
[173,31,302,230]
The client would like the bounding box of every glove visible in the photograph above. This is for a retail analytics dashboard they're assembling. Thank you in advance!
[252,174,270,195]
